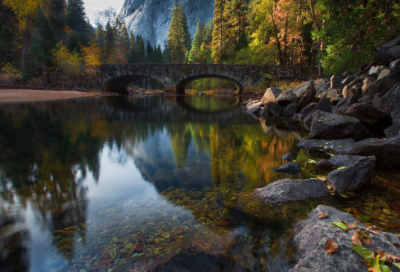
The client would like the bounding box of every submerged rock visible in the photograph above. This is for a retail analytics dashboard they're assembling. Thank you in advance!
[273,162,302,174]
[297,138,356,153]
[253,178,329,204]
[290,205,400,272]
[309,110,368,140]
[327,155,376,194]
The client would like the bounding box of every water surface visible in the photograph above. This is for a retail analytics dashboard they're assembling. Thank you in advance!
[0,95,328,272]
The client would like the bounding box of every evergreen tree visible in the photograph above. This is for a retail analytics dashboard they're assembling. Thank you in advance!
[66,31,82,54]
[146,41,154,63]
[47,0,66,40]
[188,21,202,63]
[127,31,136,63]
[136,35,145,63]
[234,32,248,52]
[121,24,130,51]
[66,0,89,45]
[212,0,226,63]
[167,2,191,63]
[203,21,213,45]
[29,8,57,75]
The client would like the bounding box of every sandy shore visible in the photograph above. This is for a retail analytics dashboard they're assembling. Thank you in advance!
[0,89,99,103]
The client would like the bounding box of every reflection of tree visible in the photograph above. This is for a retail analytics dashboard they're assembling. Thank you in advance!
[168,124,191,168]
[0,230,30,272]
[184,96,237,111]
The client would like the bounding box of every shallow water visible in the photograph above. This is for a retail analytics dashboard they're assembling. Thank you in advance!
[0,95,336,272]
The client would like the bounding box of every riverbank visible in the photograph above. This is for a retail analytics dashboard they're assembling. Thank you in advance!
[0,89,110,103]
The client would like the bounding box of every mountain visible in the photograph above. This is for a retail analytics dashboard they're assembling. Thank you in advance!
[119,0,215,49]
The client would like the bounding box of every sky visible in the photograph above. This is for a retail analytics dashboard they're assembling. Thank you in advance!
[84,0,125,24]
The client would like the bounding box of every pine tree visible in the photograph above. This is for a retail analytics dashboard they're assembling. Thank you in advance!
[188,21,202,63]
[121,24,130,51]
[146,41,154,63]
[66,31,82,54]
[29,8,57,75]
[47,0,66,40]
[212,0,226,63]
[66,0,89,45]
[167,2,191,63]
[235,32,248,52]
[136,35,145,63]
[203,21,213,45]
[128,31,136,63]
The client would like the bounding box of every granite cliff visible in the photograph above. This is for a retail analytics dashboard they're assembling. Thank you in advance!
[119,0,215,49]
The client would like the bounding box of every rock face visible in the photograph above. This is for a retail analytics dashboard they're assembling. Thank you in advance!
[120,0,215,49]
[290,205,400,272]
[261,87,282,105]
[309,110,368,140]
[253,179,329,204]
[377,34,400,61]
[273,162,302,174]
[327,155,376,194]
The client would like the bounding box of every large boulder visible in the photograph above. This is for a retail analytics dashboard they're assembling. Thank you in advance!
[377,69,391,80]
[273,162,302,174]
[382,86,400,137]
[361,76,376,94]
[390,59,400,71]
[266,102,284,116]
[316,88,340,99]
[261,87,282,105]
[335,136,400,169]
[283,103,298,117]
[297,139,357,153]
[253,179,329,204]
[294,81,316,108]
[338,103,392,131]
[342,85,360,98]
[290,205,400,272]
[309,110,368,140]
[363,70,400,96]
[326,155,376,194]
[330,75,343,89]
[276,89,297,106]
[314,79,328,92]
[341,75,357,86]
[377,34,400,61]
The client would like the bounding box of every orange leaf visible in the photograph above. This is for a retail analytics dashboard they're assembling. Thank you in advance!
[352,232,363,246]
[325,239,338,255]
[319,212,329,219]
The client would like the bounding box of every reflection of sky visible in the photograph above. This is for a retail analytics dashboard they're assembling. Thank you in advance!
[25,144,158,271]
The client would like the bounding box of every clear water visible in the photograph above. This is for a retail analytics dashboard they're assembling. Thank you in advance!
[0,95,329,272]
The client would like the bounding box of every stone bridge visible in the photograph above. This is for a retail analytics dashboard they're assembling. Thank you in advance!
[100,64,319,94]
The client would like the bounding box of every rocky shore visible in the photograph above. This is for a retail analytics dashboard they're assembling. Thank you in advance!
[246,35,400,271]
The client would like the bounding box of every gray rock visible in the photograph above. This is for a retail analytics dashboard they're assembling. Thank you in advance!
[266,102,284,116]
[294,81,316,108]
[362,76,376,94]
[335,136,400,169]
[245,102,263,114]
[372,96,383,108]
[261,87,282,105]
[382,85,400,137]
[277,89,297,106]
[342,85,359,98]
[330,98,340,105]
[338,103,391,127]
[342,71,351,78]
[317,160,335,169]
[120,0,215,49]
[297,139,357,153]
[283,103,298,117]
[282,153,294,161]
[314,79,328,92]
[377,69,391,80]
[290,205,400,272]
[341,75,357,86]
[358,95,375,105]
[258,107,270,117]
[368,65,385,76]
[317,88,340,99]
[314,96,332,113]
[363,70,400,96]
[309,110,368,140]
[253,179,329,204]
[330,75,343,89]
[333,95,358,114]
[390,59,400,71]
[327,155,376,194]
[273,162,302,174]
[377,34,400,61]
[299,102,318,116]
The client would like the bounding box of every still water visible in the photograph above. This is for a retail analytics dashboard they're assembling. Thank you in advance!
[0,95,328,272]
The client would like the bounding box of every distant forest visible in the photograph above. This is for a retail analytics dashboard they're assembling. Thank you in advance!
[0,0,399,89]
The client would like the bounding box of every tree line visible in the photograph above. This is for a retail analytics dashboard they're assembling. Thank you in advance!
[0,0,399,89]
[0,0,168,88]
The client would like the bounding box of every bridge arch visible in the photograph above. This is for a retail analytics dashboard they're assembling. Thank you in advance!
[103,75,164,94]
[175,74,243,95]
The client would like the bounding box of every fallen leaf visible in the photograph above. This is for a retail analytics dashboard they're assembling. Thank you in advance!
[325,239,338,255]
[352,232,363,246]
[351,246,381,271]
[332,222,348,232]
[319,212,329,219]
[352,221,358,228]
[382,252,400,262]
[341,194,349,198]
[337,166,346,170]
[392,243,400,248]
[393,262,400,268]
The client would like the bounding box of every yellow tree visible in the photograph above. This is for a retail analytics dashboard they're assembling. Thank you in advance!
[4,0,45,80]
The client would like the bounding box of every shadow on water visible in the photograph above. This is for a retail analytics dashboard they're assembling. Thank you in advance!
[0,96,331,272]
